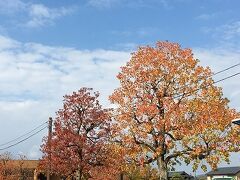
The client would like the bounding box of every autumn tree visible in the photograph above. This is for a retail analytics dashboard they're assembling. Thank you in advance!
[124,163,159,180]
[0,152,14,180]
[110,41,239,180]
[40,87,120,180]
[16,154,33,180]
[0,152,34,180]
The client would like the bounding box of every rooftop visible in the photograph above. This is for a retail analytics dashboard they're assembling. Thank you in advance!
[10,160,39,169]
[206,167,240,176]
[168,171,194,178]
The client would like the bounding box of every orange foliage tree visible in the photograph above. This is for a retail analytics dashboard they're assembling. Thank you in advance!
[40,87,120,180]
[110,41,239,180]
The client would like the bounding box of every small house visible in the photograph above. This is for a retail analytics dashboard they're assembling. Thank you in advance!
[206,167,240,180]
[168,171,195,180]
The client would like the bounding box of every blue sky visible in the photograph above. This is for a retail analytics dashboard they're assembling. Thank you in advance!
[0,0,240,175]
[1,0,240,49]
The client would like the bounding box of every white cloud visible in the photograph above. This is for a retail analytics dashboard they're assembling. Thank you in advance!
[0,36,130,104]
[221,21,240,40]
[195,13,218,20]
[0,34,130,158]
[202,20,240,44]
[28,145,42,159]
[0,0,26,14]
[87,0,170,9]
[0,35,20,49]
[88,0,120,8]
[111,27,160,38]
[26,4,74,27]
[0,0,75,28]
[114,42,138,50]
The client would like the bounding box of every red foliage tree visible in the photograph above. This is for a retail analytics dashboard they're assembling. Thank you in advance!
[40,87,119,179]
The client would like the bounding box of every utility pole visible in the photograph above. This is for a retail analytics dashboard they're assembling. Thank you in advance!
[120,173,124,180]
[47,117,53,180]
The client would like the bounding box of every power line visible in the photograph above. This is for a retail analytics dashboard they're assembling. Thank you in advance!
[214,72,240,84]
[172,62,240,95]
[0,126,47,151]
[213,62,240,76]
[173,72,240,99]
[0,121,48,147]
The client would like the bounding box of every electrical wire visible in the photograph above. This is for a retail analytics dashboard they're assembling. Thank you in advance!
[214,72,240,84]
[0,121,48,147]
[171,62,240,95]
[173,72,240,99]
[0,126,47,151]
[213,62,240,76]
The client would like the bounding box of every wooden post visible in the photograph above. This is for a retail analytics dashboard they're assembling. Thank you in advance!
[120,172,124,180]
[34,169,38,180]
[47,117,53,180]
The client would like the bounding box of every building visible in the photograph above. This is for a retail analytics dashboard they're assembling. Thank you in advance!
[196,174,207,180]
[168,171,195,180]
[206,167,240,180]
[0,160,61,180]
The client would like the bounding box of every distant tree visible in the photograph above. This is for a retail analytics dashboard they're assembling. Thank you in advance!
[124,163,159,180]
[110,41,239,180]
[40,87,120,180]
[0,152,15,180]
[17,154,33,180]
[0,152,34,180]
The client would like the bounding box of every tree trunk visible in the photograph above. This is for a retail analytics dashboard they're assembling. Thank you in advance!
[120,173,124,180]
[157,158,168,180]
[77,169,82,180]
